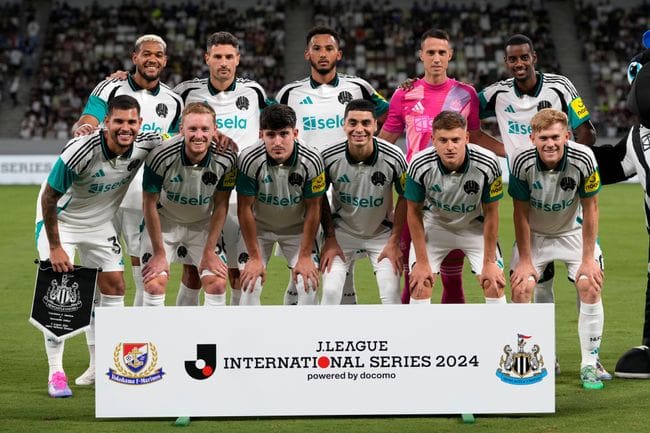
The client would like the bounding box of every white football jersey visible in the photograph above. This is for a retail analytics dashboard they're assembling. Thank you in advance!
[276,74,388,150]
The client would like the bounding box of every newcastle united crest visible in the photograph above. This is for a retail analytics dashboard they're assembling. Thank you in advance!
[43,273,82,313]
[496,334,548,385]
[107,342,165,385]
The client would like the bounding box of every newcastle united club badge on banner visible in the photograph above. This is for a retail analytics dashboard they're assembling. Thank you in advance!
[29,260,98,342]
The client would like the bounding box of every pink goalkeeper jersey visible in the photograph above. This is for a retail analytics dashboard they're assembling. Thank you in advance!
[382,78,480,161]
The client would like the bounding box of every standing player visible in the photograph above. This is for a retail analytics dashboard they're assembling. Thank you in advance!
[405,111,505,303]
[276,25,389,305]
[36,95,161,397]
[378,29,504,305]
[139,102,237,307]
[478,34,609,378]
[320,99,407,304]
[236,104,325,305]
[509,109,604,390]
[173,31,274,306]
[478,33,596,301]
[72,34,184,309]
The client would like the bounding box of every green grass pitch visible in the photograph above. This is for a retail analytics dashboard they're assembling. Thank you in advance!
[1,184,649,432]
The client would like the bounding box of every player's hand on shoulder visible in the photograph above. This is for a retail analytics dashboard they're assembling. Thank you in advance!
[73,123,99,137]
[106,70,128,81]
[214,131,238,154]
[399,77,417,92]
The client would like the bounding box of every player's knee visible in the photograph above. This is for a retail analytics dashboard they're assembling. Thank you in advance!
[98,272,126,296]
[203,276,227,295]
[145,276,168,295]
[511,286,532,303]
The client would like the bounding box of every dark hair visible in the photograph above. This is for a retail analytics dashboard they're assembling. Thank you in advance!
[505,34,535,52]
[206,31,239,52]
[420,29,451,48]
[432,110,467,131]
[107,95,140,116]
[344,99,376,119]
[260,104,296,130]
[305,25,340,47]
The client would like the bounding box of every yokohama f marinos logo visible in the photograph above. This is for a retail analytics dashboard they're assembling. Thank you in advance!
[185,344,217,380]
[43,273,82,312]
[496,334,548,385]
[107,342,165,385]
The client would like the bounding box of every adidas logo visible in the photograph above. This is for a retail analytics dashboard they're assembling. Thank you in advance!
[336,174,350,183]
[430,184,442,192]
[92,169,105,178]
[412,101,425,114]
[170,174,183,183]
[262,175,273,184]
[532,180,543,190]
[299,96,314,105]
[504,104,516,113]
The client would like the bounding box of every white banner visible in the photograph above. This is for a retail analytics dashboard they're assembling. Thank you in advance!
[96,304,554,418]
[0,155,57,184]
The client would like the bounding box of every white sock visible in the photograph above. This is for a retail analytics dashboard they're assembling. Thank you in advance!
[240,277,262,305]
[296,275,317,305]
[230,288,242,306]
[132,265,145,306]
[176,283,200,306]
[579,300,604,368]
[283,278,298,305]
[485,296,507,304]
[204,293,226,306]
[341,269,357,304]
[44,334,64,379]
[143,292,166,307]
[533,278,555,303]
[100,294,124,307]
[410,297,430,304]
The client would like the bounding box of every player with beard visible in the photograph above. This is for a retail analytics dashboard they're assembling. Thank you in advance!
[69,34,183,386]
[478,34,609,379]
[174,32,273,306]
[276,26,389,305]
[36,95,162,397]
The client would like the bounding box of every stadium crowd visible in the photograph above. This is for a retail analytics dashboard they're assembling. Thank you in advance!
[575,0,650,137]
[20,0,286,140]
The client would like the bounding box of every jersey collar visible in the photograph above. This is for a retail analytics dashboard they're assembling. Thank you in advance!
[180,140,212,167]
[100,130,134,160]
[127,74,161,96]
[207,79,237,95]
[535,144,568,172]
[345,138,379,166]
[513,72,543,98]
[436,146,470,175]
[267,141,299,166]
[310,73,339,89]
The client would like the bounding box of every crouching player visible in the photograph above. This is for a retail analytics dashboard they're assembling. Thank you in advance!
[509,108,605,389]
[36,95,162,396]
[405,111,506,303]
[320,99,407,304]
[236,104,325,305]
[140,102,237,306]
